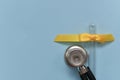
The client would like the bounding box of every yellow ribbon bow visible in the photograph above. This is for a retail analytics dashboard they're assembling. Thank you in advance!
[54,33,114,43]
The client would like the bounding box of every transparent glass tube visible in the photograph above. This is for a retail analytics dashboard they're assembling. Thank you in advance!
[88,24,96,75]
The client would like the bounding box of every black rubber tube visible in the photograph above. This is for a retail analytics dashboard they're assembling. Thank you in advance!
[79,72,88,80]
[87,67,96,80]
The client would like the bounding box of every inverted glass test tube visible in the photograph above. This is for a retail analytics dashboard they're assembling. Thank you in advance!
[88,24,96,75]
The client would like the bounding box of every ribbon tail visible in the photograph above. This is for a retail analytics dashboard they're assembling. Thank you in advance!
[54,34,80,42]
[99,34,114,43]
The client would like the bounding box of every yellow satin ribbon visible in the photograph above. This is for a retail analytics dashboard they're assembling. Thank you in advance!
[54,33,114,43]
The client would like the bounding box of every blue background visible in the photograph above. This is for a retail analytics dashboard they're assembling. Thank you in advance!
[0,0,119,80]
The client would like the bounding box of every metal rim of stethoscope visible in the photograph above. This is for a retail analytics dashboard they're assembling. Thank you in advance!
[64,45,88,67]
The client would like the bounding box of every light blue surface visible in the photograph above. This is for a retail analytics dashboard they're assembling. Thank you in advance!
[0,0,119,80]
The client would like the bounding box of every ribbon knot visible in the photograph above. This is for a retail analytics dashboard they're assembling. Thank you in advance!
[80,33,105,43]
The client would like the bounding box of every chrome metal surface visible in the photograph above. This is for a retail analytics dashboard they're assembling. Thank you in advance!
[65,45,88,67]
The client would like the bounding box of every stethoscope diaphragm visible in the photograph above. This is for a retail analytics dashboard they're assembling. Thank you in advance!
[64,45,96,80]
[64,45,88,67]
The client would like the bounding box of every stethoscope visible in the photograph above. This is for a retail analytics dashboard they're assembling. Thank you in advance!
[64,45,96,80]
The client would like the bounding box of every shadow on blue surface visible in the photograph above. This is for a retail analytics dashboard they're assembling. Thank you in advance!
[56,42,113,48]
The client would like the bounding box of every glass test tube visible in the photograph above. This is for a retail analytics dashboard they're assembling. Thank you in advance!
[88,24,96,75]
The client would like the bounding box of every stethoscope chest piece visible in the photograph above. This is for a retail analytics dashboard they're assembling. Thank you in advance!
[65,45,88,67]
[64,45,96,80]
